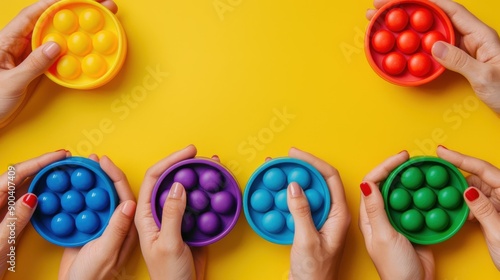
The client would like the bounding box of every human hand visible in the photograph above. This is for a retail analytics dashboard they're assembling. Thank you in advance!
[0,0,118,129]
[437,146,500,270]
[135,145,207,280]
[58,154,137,280]
[359,151,435,280]
[286,148,351,280]
[0,150,69,279]
[367,0,500,113]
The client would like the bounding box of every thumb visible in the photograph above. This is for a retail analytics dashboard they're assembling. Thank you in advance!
[432,41,485,84]
[0,193,37,240]
[97,200,136,255]
[287,182,317,239]
[464,187,500,234]
[159,182,186,244]
[12,42,61,86]
[359,182,394,236]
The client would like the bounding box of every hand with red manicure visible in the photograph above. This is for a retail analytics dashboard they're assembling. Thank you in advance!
[0,150,68,279]
[359,151,435,280]
[437,146,500,270]
[367,0,500,113]
[0,0,118,129]
[285,148,351,280]
[135,145,208,280]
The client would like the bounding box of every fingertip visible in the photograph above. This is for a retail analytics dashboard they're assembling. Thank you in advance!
[288,182,304,198]
[366,9,377,20]
[360,182,372,197]
[22,193,38,209]
[41,41,61,59]
[100,0,118,14]
[120,200,136,218]
[88,154,99,162]
[265,156,272,162]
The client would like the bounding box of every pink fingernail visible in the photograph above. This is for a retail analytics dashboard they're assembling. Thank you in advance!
[289,182,303,198]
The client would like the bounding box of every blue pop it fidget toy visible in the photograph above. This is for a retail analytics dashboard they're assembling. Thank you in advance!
[28,157,118,247]
[243,158,331,244]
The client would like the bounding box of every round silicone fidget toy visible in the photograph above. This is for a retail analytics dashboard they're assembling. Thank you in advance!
[365,0,455,86]
[28,157,118,247]
[381,156,469,244]
[151,158,242,247]
[31,0,127,89]
[243,158,331,245]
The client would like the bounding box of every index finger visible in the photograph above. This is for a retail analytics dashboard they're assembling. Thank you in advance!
[363,151,409,183]
[288,147,347,206]
[437,146,500,188]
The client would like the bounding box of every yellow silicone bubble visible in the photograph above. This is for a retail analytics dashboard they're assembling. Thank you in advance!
[67,32,92,56]
[79,8,104,33]
[81,54,107,78]
[56,55,81,80]
[53,9,79,34]
[92,30,117,55]
[43,33,68,55]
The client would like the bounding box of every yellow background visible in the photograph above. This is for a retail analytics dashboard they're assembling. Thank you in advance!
[1,0,500,279]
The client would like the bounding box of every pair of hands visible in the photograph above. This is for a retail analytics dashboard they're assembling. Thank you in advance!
[135,145,351,280]
[0,150,137,280]
[360,146,500,279]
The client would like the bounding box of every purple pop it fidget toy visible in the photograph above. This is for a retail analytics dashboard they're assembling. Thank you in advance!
[151,158,241,246]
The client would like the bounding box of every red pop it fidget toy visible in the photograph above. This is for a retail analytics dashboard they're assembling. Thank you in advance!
[365,0,455,86]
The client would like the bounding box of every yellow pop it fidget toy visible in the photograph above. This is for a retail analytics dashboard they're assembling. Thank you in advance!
[32,0,127,89]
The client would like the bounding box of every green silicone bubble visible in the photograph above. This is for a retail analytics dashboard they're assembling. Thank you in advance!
[389,188,412,211]
[426,165,449,189]
[400,167,424,189]
[400,209,424,232]
[413,187,437,210]
[438,186,462,209]
[426,208,450,231]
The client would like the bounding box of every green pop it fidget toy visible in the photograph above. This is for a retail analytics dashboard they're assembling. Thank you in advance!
[382,156,469,244]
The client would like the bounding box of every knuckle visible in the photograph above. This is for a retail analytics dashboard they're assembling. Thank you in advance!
[292,201,312,218]
[473,200,496,219]
[26,54,48,72]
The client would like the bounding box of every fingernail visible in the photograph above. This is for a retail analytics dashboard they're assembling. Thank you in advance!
[399,150,408,155]
[289,182,303,198]
[121,201,136,218]
[43,42,61,59]
[212,155,219,160]
[23,193,38,209]
[465,188,480,202]
[265,157,272,162]
[170,182,183,199]
[438,145,448,150]
[432,41,448,59]
[360,182,372,197]
[55,149,69,153]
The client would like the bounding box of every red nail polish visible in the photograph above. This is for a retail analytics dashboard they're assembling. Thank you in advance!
[360,182,372,196]
[23,194,37,209]
[438,145,448,150]
[465,188,479,202]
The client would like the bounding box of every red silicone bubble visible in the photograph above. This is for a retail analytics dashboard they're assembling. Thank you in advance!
[365,0,455,86]
[422,30,446,54]
[372,30,396,53]
[397,30,420,54]
[410,8,434,32]
[383,52,407,75]
[408,53,432,77]
[385,8,409,32]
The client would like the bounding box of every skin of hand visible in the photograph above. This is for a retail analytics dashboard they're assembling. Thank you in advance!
[359,151,435,280]
[0,150,68,279]
[135,145,207,280]
[58,154,137,280]
[0,0,118,129]
[286,148,351,280]
[437,146,500,270]
[367,0,500,113]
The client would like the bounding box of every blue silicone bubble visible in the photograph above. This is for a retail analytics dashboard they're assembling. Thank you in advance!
[28,157,118,247]
[244,157,331,245]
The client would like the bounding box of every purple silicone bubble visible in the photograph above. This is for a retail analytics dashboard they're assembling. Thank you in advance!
[182,212,196,233]
[188,190,210,212]
[211,191,235,214]
[198,212,221,236]
[199,169,222,193]
[159,190,169,208]
[173,168,198,190]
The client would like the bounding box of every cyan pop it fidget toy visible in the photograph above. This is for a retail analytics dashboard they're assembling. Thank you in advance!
[382,157,469,244]
[243,158,330,245]
[28,157,118,247]
[151,158,242,246]
[365,0,455,86]
[32,0,127,89]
